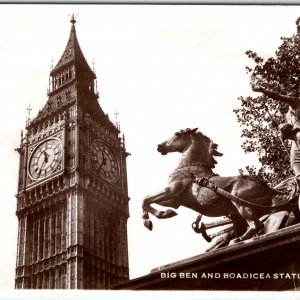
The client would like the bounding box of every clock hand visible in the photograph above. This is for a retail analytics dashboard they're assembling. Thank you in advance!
[43,151,49,163]
[97,152,107,172]
[37,151,48,175]
[38,160,46,176]
[102,151,107,166]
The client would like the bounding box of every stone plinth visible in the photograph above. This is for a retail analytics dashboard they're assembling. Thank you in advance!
[114,224,300,290]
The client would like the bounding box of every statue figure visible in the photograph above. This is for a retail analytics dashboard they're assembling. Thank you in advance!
[252,84,300,175]
[142,128,298,249]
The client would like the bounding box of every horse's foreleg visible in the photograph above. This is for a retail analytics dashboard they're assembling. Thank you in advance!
[142,189,179,230]
[142,209,153,231]
[147,206,178,218]
[142,205,178,231]
[142,189,178,217]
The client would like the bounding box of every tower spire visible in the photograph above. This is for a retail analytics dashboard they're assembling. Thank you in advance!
[50,13,93,78]
[70,13,76,25]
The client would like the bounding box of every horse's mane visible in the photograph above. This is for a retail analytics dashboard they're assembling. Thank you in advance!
[176,128,223,168]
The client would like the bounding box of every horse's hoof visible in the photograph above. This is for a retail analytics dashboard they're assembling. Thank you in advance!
[144,219,153,231]
[165,209,178,218]
[229,238,240,245]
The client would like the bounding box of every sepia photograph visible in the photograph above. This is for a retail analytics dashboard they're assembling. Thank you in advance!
[1,3,300,298]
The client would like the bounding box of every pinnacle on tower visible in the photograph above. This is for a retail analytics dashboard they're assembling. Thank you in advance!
[70,13,76,25]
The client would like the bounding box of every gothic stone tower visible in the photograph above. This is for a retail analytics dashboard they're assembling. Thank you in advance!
[15,16,130,289]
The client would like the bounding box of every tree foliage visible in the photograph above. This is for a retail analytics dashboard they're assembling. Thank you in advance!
[234,18,300,185]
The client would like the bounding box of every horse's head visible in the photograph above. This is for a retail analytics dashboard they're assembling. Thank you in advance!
[157,128,198,155]
[157,128,223,168]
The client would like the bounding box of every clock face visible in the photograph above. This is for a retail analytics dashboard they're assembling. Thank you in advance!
[29,138,62,180]
[91,141,119,182]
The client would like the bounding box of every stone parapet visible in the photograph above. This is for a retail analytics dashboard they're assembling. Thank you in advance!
[114,224,300,290]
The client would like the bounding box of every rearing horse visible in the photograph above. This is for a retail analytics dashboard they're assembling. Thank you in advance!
[142,128,281,243]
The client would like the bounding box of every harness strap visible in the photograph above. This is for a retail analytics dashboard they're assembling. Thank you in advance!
[191,174,296,211]
[273,173,300,189]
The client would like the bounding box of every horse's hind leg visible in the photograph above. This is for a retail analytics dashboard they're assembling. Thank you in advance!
[231,204,264,243]
[228,206,247,238]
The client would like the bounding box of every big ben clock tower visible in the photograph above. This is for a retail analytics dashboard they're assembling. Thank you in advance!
[15,16,130,289]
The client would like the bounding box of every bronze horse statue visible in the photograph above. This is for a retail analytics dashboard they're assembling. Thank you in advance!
[142,128,297,245]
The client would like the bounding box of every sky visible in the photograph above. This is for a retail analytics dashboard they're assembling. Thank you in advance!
[1,4,300,296]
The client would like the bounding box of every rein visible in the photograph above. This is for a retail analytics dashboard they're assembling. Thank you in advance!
[176,161,212,170]
[191,174,297,210]
[175,167,297,210]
